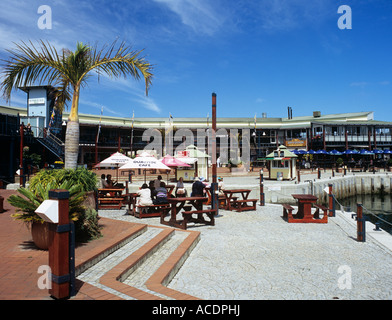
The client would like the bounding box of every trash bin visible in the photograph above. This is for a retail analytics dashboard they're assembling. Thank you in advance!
[277,172,283,181]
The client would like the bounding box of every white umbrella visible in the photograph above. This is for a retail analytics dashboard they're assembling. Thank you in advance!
[94,152,132,168]
[120,153,171,182]
[94,152,132,182]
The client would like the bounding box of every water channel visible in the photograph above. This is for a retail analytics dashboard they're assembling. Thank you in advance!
[337,193,392,235]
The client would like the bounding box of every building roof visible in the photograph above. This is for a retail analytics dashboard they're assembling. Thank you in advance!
[1,105,388,129]
[266,145,297,159]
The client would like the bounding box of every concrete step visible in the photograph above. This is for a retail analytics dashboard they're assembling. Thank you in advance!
[76,224,201,300]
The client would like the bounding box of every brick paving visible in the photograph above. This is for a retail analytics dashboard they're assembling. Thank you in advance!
[0,189,200,300]
[0,190,155,300]
[2,180,392,300]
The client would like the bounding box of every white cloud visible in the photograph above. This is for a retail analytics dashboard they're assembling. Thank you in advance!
[231,0,331,33]
[80,100,124,117]
[133,96,161,114]
[91,73,162,114]
[350,82,369,88]
[153,0,226,36]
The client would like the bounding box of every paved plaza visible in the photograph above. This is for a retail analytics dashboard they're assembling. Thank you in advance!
[1,173,392,300]
[100,202,392,300]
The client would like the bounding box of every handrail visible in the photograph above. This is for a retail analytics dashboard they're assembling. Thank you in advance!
[46,130,64,146]
[361,205,392,228]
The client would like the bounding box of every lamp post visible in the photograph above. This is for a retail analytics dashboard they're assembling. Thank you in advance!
[211,93,218,215]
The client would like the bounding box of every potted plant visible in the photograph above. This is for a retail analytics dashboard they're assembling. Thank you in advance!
[336,157,344,173]
[7,180,85,249]
[7,168,101,249]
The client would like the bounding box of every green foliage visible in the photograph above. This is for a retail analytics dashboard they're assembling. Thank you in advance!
[23,146,41,167]
[75,208,102,242]
[8,180,85,223]
[336,157,344,167]
[7,168,101,242]
[29,168,97,193]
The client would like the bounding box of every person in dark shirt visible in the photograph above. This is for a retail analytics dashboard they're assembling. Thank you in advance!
[153,181,168,204]
[191,177,205,197]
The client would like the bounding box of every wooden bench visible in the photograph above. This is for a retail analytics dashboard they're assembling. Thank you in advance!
[98,197,124,210]
[135,203,170,219]
[313,203,329,222]
[282,203,295,220]
[203,195,226,208]
[233,199,258,212]
[180,209,216,229]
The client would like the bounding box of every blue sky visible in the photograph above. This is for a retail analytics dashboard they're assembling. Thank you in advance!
[0,0,391,121]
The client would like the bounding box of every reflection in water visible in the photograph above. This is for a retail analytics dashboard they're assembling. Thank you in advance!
[337,194,392,235]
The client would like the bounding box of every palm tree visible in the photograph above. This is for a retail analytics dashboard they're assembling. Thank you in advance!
[1,40,153,169]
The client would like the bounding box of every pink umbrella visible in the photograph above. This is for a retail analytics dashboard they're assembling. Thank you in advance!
[161,155,191,167]
[161,155,190,182]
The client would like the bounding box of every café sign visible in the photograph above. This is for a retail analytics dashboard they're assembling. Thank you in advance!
[286,138,306,147]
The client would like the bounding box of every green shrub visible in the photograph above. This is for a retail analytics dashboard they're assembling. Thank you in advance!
[29,168,98,193]
[336,158,344,167]
[8,180,85,224]
[8,168,101,242]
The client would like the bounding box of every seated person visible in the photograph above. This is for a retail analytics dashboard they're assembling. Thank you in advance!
[149,180,156,197]
[137,183,153,210]
[218,177,225,196]
[175,177,187,197]
[100,174,109,188]
[191,177,205,197]
[154,175,165,189]
[106,174,114,187]
[153,181,168,204]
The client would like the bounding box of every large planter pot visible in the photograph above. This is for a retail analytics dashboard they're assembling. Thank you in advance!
[83,190,97,211]
[31,221,51,250]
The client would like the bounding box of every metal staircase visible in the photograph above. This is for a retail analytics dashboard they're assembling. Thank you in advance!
[36,132,64,161]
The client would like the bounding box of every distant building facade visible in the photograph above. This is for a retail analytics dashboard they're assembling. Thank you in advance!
[1,89,392,183]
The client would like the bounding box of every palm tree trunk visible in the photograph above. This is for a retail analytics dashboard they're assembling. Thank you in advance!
[64,85,80,169]
[64,120,80,169]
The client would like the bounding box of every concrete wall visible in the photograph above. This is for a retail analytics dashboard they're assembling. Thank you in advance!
[264,173,392,206]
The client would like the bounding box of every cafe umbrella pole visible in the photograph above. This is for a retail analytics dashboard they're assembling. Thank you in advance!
[211,93,218,215]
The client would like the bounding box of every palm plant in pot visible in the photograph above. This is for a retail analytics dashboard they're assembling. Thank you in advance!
[7,168,101,249]
[8,180,85,249]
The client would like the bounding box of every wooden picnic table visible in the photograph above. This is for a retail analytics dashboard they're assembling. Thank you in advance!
[98,187,125,209]
[160,196,215,230]
[165,185,176,197]
[222,189,257,212]
[205,186,226,208]
[124,192,139,215]
[283,194,328,223]
[98,187,124,197]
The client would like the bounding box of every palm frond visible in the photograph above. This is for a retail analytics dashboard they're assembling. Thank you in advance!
[85,40,153,95]
[0,40,69,102]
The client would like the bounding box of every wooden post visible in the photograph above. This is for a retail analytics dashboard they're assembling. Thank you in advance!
[211,93,218,215]
[19,123,24,187]
[328,184,335,217]
[48,189,72,299]
[357,203,365,242]
[95,128,98,165]
[259,172,265,206]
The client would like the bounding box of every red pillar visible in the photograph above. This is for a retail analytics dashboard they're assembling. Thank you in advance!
[211,93,218,214]
[48,189,71,299]
[19,124,24,186]
[357,203,365,242]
